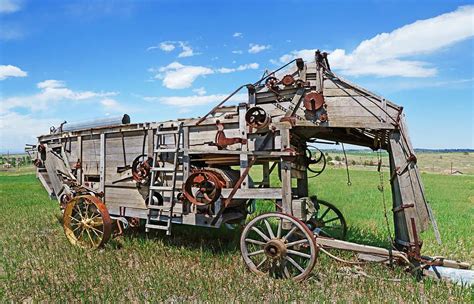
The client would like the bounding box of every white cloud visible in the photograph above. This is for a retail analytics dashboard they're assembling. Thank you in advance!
[146,93,247,108]
[192,87,206,96]
[248,43,271,54]
[278,6,474,77]
[155,62,214,89]
[159,42,175,52]
[0,111,59,152]
[217,63,259,74]
[233,32,243,38]
[1,79,117,112]
[147,41,198,57]
[0,65,27,80]
[151,61,259,89]
[232,50,243,54]
[0,0,22,14]
[178,42,195,58]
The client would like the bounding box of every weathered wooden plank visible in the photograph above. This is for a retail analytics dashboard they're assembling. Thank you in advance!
[221,188,282,199]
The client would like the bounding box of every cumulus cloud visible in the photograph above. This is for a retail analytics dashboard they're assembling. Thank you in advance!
[248,43,271,54]
[145,93,247,108]
[151,62,260,89]
[233,32,243,38]
[278,6,474,77]
[0,111,59,152]
[0,65,27,80]
[155,62,214,89]
[147,41,197,57]
[1,79,117,112]
[192,87,206,96]
[216,63,259,74]
[0,0,22,14]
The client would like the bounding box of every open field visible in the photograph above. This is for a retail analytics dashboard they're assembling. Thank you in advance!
[1,165,473,302]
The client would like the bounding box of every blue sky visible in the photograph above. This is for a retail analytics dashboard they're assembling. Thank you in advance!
[0,0,473,152]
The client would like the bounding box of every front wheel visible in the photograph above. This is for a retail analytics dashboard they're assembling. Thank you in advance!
[63,195,112,249]
[240,212,318,281]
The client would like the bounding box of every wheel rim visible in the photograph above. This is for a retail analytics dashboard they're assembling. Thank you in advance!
[308,197,347,240]
[240,212,318,281]
[63,195,112,249]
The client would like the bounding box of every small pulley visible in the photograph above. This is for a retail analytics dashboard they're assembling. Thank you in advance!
[305,147,326,177]
[265,76,279,88]
[245,107,271,129]
[131,154,153,183]
[281,74,295,86]
[304,91,325,111]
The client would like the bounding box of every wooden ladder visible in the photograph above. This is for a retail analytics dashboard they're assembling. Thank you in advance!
[145,123,183,235]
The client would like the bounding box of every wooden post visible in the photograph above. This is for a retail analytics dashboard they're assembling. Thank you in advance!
[77,135,82,184]
[262,162,270,187]
[280,126,292,214]
[99,133,106,196]
[239,103,249,189]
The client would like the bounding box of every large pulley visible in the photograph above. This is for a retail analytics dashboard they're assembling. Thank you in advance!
[183,170,226,206]
[245,107,271,129]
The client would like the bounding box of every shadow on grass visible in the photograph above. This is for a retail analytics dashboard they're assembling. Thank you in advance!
[111,218,393,255]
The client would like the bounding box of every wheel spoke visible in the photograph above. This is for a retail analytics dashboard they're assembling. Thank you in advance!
[285,256,305,273]
[283,226,297,240]
[256,257,267,269]
[85,228,95,246]
[247,249,264,257]
[245,238,266,246]
[276,218,282,238]
[251,226,270,242]
[324,217,340,224]
[318,207,331,221]
[70,216,81,223]
[264,219,275,239]
[89,226,104,236]
[286,239,308,248]
[287,249,311,259]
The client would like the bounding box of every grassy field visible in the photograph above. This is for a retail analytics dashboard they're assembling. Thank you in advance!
[1,167,473,302]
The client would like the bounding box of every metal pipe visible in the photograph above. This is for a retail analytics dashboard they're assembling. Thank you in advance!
[62,114,130,132]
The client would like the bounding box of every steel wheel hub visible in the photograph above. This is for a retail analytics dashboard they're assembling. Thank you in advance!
[264,239,287,259]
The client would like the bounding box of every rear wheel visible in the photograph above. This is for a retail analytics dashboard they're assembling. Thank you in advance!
[306,197,347,240]
[240,212,318,281]
[63,195,112,249]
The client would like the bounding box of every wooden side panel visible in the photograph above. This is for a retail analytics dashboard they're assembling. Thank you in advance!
[105,186,147,210]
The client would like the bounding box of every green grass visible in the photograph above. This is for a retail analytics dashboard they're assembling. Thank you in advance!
[1,168,473,302]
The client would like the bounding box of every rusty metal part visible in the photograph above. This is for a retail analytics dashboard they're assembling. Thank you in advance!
[63,195,112,249]
[304,91,325,111]
[265,76,279,89]
[281,147,297,161]
[183,170,227,206]
[214,121,247,149]
[38,144,46,153]
[245,107,271,129]
[128,217,140,228]
[305,147,326,177]
[279,116,297,126]
[319,113,328,122]
[33,158,43,167]
[240,212,318,281]
[131,154,153,182]
[281,74,295,86]
[74,159,82,169]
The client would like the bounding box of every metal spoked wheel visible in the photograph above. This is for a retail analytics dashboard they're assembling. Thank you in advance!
[63,195,112,249]
[240,212,318,281]
[306,197,347,240]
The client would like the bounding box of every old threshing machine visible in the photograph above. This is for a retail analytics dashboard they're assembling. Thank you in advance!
[29,52,471,281]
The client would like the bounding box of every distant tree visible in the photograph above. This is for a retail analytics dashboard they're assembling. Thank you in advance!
[439,155,443,159]
[325,152,329,157]
[351,160,356,166]
[463,152,469,155]
[334,155,341,162]
[327,155,333,162]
